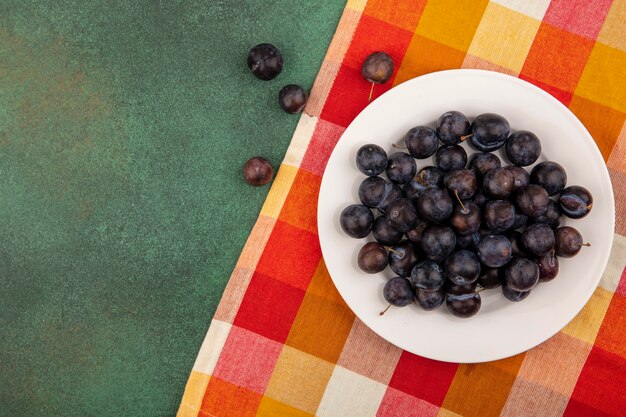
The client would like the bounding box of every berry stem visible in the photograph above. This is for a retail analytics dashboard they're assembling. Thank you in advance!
[582,242,591,247]
[379,304,391,316]
[385,246,404,257]
[460,134,472,142]
[392,141,407,149]
[454,189,468,214]
[368,82,375,102]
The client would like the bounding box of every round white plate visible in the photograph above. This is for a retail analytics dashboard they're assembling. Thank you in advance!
[317,69,615,363]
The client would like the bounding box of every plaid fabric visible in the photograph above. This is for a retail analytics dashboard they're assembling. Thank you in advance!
[178,1,626,416]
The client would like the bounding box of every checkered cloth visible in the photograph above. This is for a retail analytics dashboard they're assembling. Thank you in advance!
[178,1,626,416]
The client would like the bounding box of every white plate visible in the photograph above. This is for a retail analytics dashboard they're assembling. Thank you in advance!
[317,69,615,363]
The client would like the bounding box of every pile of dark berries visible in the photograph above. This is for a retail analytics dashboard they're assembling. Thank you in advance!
[341,111,593,318]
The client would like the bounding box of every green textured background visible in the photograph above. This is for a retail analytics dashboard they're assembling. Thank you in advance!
[0,1,344,416]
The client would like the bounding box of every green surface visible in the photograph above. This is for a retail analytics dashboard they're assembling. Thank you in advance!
[0,1,344,415]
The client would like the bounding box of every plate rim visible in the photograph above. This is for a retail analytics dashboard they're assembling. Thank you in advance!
[317,68,616,363]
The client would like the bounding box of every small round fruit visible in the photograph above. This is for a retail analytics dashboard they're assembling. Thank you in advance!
[443,169,477,200]
[511,212,528,230]
[554,226,587,258]
[411,260,445,291]
[247,43,283,80]
[559,186,593,219]
[502,284,530,302]
[386,198,419,233]
[405,126,439,159]
[388,241,419,277]
[446,292,481,318]
[515,184,549,217]
[383,276,414,307]
[444,250,481,285]
[278,84,308,114]
[483,200,516,233]
[357,242,388,273]
[530,162,567,196]
[435,145,467,171]
[405,219,430,245]
[243,156,273,186]
[362,51,394,84]
[469,152,501,178]
[356,144,387,176]
[477,234,512,267]
[372,216,403,246]
[450,202,481,235]
[415,188,453,223]
[505,257,539,292]
[521,223,555,256]
[507,230,527,257]
[340,204,374,238]
[378,182,403,213]
[416,289,445,310]
[469,113,510,151]
[472,189,490,209]
[358,176,386,207]
[505,130,541,166]
[436,111,471,145]
[421,224,456,263]
[386,152,417,184]
[483,167,514,199]
[536,252,559,282]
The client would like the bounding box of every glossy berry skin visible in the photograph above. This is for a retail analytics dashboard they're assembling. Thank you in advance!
[477,235,512,268]
[521,223,555,256]
[507,230,527,257]
[554,226,585,258]
[435,145,467,171]
[404,167,445,200]
[483,167,514,199]
[446,292,481,318]
[247,43,283,80]
[356,144,387,176]
[502,284,530,302]
[372,216,403,246]
[357,242,388,273]
[559,186,593,219]
[531,200,561,229]
[478,267,503,289]
[405,220,430,245]
[386,198,419,233]
[362,52,394,84]
[515,184,549,218]
[405,126,439,159]
[530,161,567,196]
[358,177,386,207]
[243,156,273,186]
[470,113,510,152]
[450,202,481,235]
[411,260,445,291]
[386,152,417,184]
[388,240,419,277]
[278,85,308,114]
[415,188,453,223]
[416,289,445,310]
[444,169,477,200]
[340,204,374,238]
[436,111,471,145]
[421,225,456,263]
[469,152,501,178]
[505,130,541,166]
[377,182,403,213]
[445,280,477,296]
[507,166,530,192]
[511,212,528,230]
[536,252,559,282]
[444,250,481,285]
[483,200,516,233]
[383,276,414,307]
[505,257,539,292]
